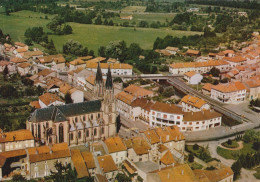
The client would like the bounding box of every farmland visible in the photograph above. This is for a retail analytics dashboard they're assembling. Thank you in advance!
[0,10,202,54]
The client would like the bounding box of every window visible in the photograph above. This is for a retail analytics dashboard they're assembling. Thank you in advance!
[38,124,41,139]
[98,113,100,118]
[70,133,74,140]
[177,116,180,119]
[83,116,86,121]
[91,115,93,120]
[46,122,49,128]
[163,114,167,119]
[86,130,89,137]
[75,117,78,122]
[152,112,155,115]
[94,128,97,136]
[101,127,104,134]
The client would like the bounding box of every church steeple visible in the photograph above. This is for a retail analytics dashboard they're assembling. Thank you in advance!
[105,65,113,90]
[95,62,103,84]
[94,62,104,98]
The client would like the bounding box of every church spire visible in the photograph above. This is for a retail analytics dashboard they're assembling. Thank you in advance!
[95,62,103,84]
[105,65,113,89]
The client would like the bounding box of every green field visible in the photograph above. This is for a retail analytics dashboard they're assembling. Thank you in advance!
[121,6,147,13]
[0,11,202,54]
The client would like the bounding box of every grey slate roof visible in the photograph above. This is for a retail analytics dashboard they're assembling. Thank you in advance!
[29,100,102,122]
[95,62,103,84]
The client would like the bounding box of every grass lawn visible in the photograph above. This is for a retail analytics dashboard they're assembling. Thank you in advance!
[188,161,204,170]
[221,140,239,149]
[217,142,256,160]
[1,10,202,54]
[186,145,213,162]
[121,6,147,13]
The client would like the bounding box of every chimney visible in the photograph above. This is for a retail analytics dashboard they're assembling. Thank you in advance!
[50,149,53,154]
[181,170,184,175]
[168,173,170,179]
[35,149,39,154]
[192,112,193,115]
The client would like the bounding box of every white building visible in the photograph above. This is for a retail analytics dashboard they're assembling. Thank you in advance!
[86,62,133,76]
[38,92,65,108]
[211,81,247,103]
[183,71,203,85]
[169,60,230,75]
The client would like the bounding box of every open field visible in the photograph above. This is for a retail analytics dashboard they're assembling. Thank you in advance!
[0,11,202,54]
[121,6,146,13]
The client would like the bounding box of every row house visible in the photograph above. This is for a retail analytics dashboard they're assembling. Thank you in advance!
[181,110,222,131]
[244,75,260,100]
[0,61,16,74]
[223,56,247,68]
[86,62,133,76]
[124,137,151,163]
[13,48,28,58]
[69,59,86,71]
[0,129,34,152]
[71,150,90,178]
[35,54,66,72]
[38,92,65,108]
[169,60,230,75]
[179,94,210,112]
[28,143,71,179]
[124,84,154,98]
[211,81,247,103]
[23,50,44,61]
[17,62,33,76]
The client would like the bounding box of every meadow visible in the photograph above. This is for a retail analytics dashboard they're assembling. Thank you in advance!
[0,11,202,54]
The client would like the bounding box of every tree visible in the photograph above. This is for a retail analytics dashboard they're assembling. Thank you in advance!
[227,139,232,145]
[11,174,26,181]
[105,41,127,61]
[115,173,131,182]
[95,15,103,25]
[231,160,242,180]
[65,93,73,104]
[108,20,114,26]
[49,162,77,182]
[188,154,194,163]
[25,38,33,46]
[0,85,18,98]
[126,43,142,60]
[63,24,73,34]
[114,77,123,83]
[63,39,88,56]
[209,67,220,77]
[98,46,106,57]
[193,144,199,150]
[116,115,121,133]
[138,21,149,28]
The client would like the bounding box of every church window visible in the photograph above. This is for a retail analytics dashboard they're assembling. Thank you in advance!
[78,131,82,139]
[91,114,93,120]
[31,124,34,136]
[83,116,86,121]
[86,130,89,137]
[38,124,41,139]
[59,124,64,143]
[98,113,100,118]
[94,128,97,136]
[101,127,104,134]
[75,117,78,123]
[46,122,49,128]
[70,133,74,140]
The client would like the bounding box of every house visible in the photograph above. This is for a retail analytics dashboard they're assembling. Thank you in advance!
[71,150,89,178]
[124,137,151,163]
[69,59,86,71]
[10,57,27,65]
[68,88,84,103]
[115,91,135,119]
[68,68,95,85]
[211,81,247,103]
[124,84,154,98]
[0,129,34,152]
[220,50,235,57]
[87,57,106,64]
[194,167,234,182]
[0,61,11,73]
[104,136,127,165]
[183,71,203,85]
[202,83,213,95]
[224,56,247,68]
[185,49,200,57]
[179,95,210,112]
[81,151,96,176]
[23,50,44,60]
[38,92,65,108]
[244,75,260,100]
[146,164,198,182]
[28,143,71,179]
[120,15,133,20]
[97,155,118,180]
[0,149,27,180]
[13,48,28,58]
[86,62,133,76]
[165,47,179,55]
[36,54,66,72]
[17,62,32,76]
[14,42,28,50]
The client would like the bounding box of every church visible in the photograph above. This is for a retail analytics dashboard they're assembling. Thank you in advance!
[26,64,117,146]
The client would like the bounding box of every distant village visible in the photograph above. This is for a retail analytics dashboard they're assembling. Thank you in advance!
[0,31,259,182]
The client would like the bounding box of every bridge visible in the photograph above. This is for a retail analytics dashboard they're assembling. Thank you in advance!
[120,74,183,81]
